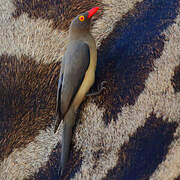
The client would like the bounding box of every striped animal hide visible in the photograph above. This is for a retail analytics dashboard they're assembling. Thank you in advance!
[0,0,179,179]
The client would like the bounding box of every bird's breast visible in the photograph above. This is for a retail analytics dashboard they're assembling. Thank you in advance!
[71,37,97,111]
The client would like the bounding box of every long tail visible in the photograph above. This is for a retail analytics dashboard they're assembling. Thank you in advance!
[59,106,76,177]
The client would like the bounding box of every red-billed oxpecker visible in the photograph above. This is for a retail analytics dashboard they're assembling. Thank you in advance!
[54,7,100,176]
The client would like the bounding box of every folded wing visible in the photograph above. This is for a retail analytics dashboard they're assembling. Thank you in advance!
[54,40,90,133]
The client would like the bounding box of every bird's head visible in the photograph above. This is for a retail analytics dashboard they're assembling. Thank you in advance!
[70,7,99,35]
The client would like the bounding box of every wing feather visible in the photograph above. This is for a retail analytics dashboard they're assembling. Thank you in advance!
[61,40,90,115]
[54,40,90,133]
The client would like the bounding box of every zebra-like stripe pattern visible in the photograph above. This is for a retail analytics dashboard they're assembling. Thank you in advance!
[0,0,179,179]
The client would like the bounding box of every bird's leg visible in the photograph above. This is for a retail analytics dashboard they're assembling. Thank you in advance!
[86,81,107,97]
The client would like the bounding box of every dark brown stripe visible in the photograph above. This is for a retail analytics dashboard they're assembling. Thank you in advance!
[12,0,103,31]
[92,0,179,125]
[174,175,180,180]
[31,142,62,180]
[31,140,83,180]
[0,54,61,161]
[171,64,180,93]
[92,149,104,170]
[102,113,178,180]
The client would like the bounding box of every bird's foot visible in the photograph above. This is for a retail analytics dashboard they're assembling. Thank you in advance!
[86,81,107,97]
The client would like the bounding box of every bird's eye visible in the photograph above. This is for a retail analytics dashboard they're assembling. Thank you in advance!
[79,15,85,22]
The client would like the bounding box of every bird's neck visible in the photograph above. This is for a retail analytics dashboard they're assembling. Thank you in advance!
[69,31,97,70]
[69,30,89,41]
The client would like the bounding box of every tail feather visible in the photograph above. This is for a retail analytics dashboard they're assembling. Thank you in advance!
[59,107,76,177]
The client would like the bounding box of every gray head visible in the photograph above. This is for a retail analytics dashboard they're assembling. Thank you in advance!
[70,7,99,35]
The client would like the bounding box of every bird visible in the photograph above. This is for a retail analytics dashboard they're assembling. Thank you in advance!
[54,7,101,176]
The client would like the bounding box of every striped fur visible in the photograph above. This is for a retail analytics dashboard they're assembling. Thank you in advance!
[0,0,179,179]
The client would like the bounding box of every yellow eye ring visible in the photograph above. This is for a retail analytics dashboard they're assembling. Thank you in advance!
[79,15,85,22]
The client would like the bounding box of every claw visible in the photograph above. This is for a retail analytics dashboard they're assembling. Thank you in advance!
[86,80,107,97]
[98,81,107,91]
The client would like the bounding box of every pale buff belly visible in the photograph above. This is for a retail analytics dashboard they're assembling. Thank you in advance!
[72,65,95,111]
[71,36,97,111]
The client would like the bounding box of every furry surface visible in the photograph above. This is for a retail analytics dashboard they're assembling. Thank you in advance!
[0,0,179,179]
